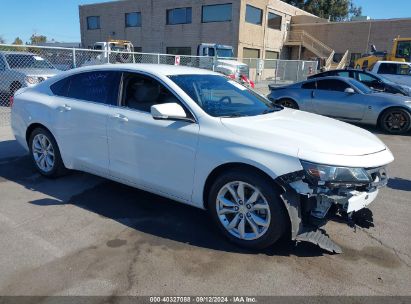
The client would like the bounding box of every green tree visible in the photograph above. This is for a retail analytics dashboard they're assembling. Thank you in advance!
[283,0,362,21]
[30,34,47,45]
[12,37,23,45]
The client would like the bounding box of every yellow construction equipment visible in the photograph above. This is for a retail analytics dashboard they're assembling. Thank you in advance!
[354,37,411,70]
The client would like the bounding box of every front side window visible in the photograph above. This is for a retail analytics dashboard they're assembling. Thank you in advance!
[169,74,279,117]
[122,73,182,113]
[202,4,232,23]
[65,71,121,105]
[357,72,377,82]
[5,54,54,69]
[267,12,282,30]
[265,50,279,60]
[87,16,100,30]
[167,7,192,25]
[125,12,141,27]
[245,5,263,25]
[317,79,350,92]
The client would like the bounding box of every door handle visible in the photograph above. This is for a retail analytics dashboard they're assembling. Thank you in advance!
[113,113,129,122]
[58,104,71,112]
[311,90,315,98]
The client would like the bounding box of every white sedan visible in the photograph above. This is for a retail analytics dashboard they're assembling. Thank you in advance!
[11,64,394,253]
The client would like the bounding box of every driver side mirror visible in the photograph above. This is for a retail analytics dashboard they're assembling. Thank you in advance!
[344,87,356,94]
[151,103,194,122]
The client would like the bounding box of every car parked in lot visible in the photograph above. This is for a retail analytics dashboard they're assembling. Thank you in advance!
[268,76,411,134]
[0,51,60,97]
[11,64,394,253]
[307,68,411,96]
[370,61,411,87]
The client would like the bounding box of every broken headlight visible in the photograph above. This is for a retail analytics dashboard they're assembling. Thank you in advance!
[300,161,372,185]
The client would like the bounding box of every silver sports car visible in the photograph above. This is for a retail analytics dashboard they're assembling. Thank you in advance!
[267,76,411,134]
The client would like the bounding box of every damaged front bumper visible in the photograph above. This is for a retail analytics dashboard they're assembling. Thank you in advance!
[276,166,388,253]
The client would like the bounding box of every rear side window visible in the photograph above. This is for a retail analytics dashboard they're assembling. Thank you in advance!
[52,71,121,105]
[302,81,316,89]
[317,79,350,92]
[50,78,70,96]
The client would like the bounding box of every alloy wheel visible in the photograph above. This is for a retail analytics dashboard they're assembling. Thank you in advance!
[383,110,410,132]
[216,181,271,241]
[32,134,55,172]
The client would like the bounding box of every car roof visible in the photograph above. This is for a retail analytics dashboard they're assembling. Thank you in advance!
[66,63,221,76]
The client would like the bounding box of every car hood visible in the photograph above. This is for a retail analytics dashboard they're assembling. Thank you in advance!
[13,68,60,77]
[221,109,387,157]
[370,91,411,102]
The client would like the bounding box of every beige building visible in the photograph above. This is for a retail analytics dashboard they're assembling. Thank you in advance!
[79,0,411,65]
[79,0,315,59]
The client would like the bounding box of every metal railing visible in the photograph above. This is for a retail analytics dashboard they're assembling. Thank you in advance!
[286,30,334,59]
[0,43,317,126]
[336,50,350,70]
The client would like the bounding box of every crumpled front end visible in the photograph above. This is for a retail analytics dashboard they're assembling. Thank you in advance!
[276,165,389,253]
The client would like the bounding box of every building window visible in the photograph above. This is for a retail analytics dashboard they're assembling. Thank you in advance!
[202,4,232,23]
[267,12,282,30]
[243,48,260,59]
[245,5,262,25]
[125,12,141,27]
[87,16,100,30]
[166,47,192,55]
[167,7,192,25]
[265,50,279,59]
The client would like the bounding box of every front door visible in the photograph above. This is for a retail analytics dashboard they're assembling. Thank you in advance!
[312,79,367,121]
[107,72,199,201]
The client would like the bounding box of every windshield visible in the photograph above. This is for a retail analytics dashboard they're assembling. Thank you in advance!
[169,75,280,117]
[216,48,234,58]
[347,78,373,94]
[5,54,54,69]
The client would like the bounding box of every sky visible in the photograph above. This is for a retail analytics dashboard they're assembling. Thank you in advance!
[0,0,411,44]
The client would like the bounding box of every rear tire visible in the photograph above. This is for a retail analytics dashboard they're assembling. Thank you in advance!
[208,169,287,250]
[28,127,67,178]
[379,108,411,135]
[277,98,299,109]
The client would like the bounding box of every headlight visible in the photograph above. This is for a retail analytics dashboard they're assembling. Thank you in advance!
[25,76,40,84]
[300,160,371,184]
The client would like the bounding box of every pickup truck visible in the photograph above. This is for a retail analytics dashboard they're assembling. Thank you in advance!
[371,61,411,88]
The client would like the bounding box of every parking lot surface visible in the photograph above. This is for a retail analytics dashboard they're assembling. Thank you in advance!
[0,125,410,296]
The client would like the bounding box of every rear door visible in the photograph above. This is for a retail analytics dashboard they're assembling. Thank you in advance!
[52,71,121,175]
[311,79,367,121]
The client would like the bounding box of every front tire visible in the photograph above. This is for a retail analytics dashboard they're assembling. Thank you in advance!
[29,127,67,177]
[208,169,287,250]
[379,108,411,134]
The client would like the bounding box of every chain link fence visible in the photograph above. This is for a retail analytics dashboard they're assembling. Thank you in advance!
[0,43,316,126]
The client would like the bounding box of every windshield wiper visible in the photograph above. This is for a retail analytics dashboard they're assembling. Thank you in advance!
[261,108,281,115]
[219,113,246,118]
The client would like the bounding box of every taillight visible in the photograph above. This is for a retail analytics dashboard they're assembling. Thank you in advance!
[9,95,14,107]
